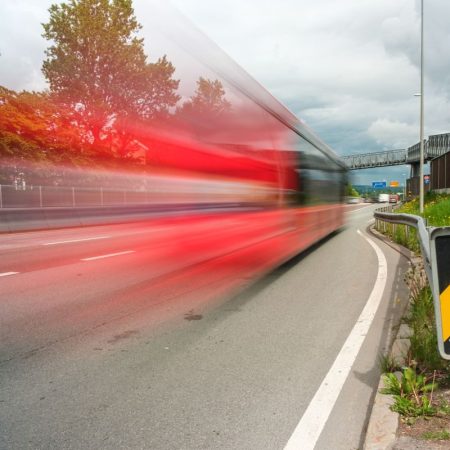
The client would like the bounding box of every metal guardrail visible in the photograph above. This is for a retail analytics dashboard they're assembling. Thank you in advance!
[374,208,450,360]
[374,210,431,276]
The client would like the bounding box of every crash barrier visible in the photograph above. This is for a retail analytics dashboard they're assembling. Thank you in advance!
[374,208,450,360]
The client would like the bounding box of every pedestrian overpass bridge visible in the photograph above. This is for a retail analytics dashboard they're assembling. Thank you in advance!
[342,132,450,172]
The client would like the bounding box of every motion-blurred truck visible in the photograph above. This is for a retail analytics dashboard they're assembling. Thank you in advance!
[378,193,390,203]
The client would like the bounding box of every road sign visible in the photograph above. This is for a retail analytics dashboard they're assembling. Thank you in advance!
[424,175,430,185]
[390,181,399,187]
[372,181,386,189]
[430,228,450,359]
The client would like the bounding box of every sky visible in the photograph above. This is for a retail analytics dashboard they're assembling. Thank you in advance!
[1,0,449,185]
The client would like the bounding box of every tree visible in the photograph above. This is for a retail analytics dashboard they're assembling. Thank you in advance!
[0,86,86,163]
[42,0,180,155]
[345,183,360,197]
[178,77,231,119]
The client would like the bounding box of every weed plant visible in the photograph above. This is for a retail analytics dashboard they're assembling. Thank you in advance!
[381,367,437,417]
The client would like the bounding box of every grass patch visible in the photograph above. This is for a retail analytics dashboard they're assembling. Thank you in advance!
[379,352,400,374]
[376,193,450,253]
[406,286,448,371]
[421,429,450,440]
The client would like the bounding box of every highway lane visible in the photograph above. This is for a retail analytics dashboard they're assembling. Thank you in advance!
[0,204,410,449]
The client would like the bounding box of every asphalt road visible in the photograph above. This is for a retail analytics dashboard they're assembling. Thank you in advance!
[0,204,410,450]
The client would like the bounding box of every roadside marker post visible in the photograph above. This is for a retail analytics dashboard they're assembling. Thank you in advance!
[430,227,450,359]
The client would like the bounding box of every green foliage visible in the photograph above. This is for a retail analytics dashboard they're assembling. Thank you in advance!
[407,286,448,371]
[42,0,180,152]
[178,77,231,119]
[345,183,359,197]
[377,193,450,252]
[381,368,437,417]
[396,192,450,227]
[391,395,435,417]
[0,86,89,164]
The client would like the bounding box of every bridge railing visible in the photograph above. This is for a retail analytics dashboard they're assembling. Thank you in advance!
[342,149,407,169]
[427,132,450,159]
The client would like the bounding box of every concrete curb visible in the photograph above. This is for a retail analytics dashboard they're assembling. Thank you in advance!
[364,226,418,450]
[364,322,413,449]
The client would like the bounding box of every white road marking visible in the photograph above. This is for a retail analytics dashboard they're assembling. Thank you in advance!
[43,236,111,246]
[283,229,388,450]
[0,272,19,277]
[81,250,135,261]
[346,205,372,213]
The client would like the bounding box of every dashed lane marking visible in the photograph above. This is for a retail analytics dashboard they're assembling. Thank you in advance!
[283,229,388,450]
[81,251,135,261]
[43,236,111,246]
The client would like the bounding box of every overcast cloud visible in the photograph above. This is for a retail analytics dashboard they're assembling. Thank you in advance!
[1,0,449,185]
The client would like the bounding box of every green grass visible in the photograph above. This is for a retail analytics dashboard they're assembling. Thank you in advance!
[376,193,450,253]
[421,429,450,440]
[397,192,450,226]
[406,286,448,371]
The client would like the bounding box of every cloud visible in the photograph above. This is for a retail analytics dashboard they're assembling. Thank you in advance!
[368,119,418,149]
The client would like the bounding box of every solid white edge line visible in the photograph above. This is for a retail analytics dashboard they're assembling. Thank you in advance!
[0,272,19,277]
[43,236,111,245]
[283,229,388,450]
[81,250,135,261]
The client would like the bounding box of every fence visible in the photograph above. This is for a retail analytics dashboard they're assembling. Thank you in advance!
[431,152,450,191]
[0,185,161,209]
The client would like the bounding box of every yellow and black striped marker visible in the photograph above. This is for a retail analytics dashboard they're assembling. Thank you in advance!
[434,234,450,357]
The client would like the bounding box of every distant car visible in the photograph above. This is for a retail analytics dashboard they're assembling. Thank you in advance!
[346,197,360,204]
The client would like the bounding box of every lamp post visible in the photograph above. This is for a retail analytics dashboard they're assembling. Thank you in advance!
[419,0,425,213]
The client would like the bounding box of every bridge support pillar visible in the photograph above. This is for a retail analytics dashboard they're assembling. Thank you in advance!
[410,162,420,177]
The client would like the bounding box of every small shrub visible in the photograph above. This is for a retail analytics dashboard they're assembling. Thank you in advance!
[381,368,437,417]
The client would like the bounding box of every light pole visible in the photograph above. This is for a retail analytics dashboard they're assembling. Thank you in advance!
[419,0,425,213]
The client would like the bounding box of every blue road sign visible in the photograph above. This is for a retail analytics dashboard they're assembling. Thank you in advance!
[372,181,387,189]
